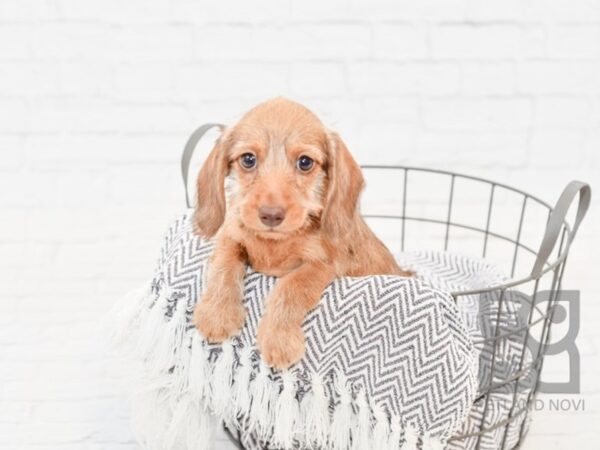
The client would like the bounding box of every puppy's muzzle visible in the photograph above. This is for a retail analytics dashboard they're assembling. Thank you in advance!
[259,206,286,227]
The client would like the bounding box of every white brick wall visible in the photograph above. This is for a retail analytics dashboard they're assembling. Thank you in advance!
[0,1,598,448]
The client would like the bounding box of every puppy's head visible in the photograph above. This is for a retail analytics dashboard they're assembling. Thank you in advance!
[194,98,364,240]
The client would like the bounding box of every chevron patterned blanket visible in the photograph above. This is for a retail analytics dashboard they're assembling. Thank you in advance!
[111,213,487,450]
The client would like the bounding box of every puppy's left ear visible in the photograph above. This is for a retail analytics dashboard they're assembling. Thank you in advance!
[321,131,365,238]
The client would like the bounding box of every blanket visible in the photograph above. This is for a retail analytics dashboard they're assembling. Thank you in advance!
[110,213,479,450]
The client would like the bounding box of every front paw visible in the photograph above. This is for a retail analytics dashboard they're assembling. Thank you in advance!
[194,296,246,343]
[257,316,305,370]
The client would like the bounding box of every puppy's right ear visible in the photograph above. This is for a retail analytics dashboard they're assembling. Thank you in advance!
[194,129,231,238]
[321,131,364,240]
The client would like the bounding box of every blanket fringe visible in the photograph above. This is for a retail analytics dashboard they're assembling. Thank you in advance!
[164,394,193,450]
[246,361,275,441]
[422,433,446,450]
[106,285,151,345]
[171,335,192,396]
[353,389,372,450]
[152,298,188,375]
[389,415,403,450]
[401,424,419,450]
[271,371,300,449]
[188,333,207,402]
[330,373,354,450]
[112,285,451,450]
[231,345,254,419]
[185,401,214,450]
[371,400,390,450]
[210,339,235,419]
[136,288,170,360]
[301,371,330,449]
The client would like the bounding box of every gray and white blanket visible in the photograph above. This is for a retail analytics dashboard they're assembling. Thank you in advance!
[111,213,490,450]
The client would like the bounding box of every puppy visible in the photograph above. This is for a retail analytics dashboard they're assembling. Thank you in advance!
[193,98,412,369]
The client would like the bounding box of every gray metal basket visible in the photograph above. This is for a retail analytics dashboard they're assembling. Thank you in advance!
[182,126,591,450]
[358,166,590,449]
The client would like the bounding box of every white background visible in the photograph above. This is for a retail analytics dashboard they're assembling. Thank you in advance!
[0,0,599,448]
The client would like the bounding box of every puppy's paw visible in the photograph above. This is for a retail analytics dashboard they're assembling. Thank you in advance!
[193,297,246,343]
[257,315,305,370]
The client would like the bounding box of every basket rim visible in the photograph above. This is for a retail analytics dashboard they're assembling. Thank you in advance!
[359,164,574,296]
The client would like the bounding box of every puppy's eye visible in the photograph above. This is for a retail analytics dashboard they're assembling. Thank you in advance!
[239,153,257,170]
[297,155,314,172]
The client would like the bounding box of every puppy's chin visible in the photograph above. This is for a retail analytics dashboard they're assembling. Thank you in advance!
[252,229,290,241]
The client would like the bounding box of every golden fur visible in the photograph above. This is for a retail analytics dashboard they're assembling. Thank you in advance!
[193,98,412,369]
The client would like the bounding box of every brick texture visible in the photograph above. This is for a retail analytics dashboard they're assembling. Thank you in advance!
[0,1,598,449]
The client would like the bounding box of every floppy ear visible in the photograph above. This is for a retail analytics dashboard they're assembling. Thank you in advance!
[321,132,365,238]
[193,130,231,238]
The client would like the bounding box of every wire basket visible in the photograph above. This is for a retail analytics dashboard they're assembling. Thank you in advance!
[357,166,590,449]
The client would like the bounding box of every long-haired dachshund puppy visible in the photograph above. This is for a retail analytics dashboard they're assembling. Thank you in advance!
[193,98,412,369]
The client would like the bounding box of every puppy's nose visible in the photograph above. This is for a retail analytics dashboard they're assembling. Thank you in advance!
[258,206,286,227]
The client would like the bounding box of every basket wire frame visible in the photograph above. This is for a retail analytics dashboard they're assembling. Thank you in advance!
[210,164,590,450]
[359,166,589,449]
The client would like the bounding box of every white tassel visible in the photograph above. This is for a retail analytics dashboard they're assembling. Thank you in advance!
[186,400,214,450]
[171,334,192,397]
[188,332,208,402]
[400,423,419,450]
[107,285,150,345]
[421,434,445,450]
[371,401,389,450]
[164,395,192,450]
[271,371,300,449]
[330,373,353,450]
[136,289,170,359]
[388,415,402,450]
[353,390,371,450]
[209,340,235,419]
[150,299,188,374]
[301,371,330,449]
[265,373,281,439]
[247,361,274,440]
[272,371,300,449]
[231,345,254,418]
